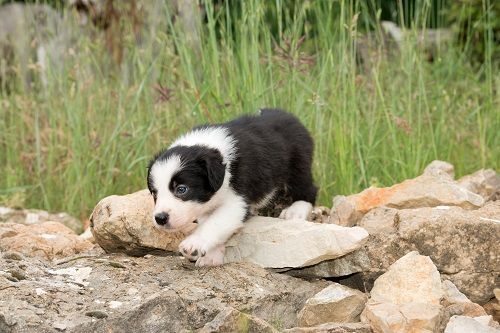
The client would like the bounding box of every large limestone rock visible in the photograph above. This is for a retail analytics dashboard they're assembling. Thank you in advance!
[225,217,369,269]
[0,221,93,261]
[361,202,500,303]
[90,190,195,255]
[0,252,326,332]
[91,190,369,269]
[367,251,443,305]
[444,316,500,333]
[298,283,367,326]
[361,251,443,333]
[330,161,484,226]
[0,206,83,233]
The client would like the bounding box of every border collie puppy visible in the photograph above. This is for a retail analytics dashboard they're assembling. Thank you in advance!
[147,109,317,267]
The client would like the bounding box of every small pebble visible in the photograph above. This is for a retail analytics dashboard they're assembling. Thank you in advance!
[109,301,123,309]
[35,288,47,296]
[5,275,18,283]
[85,310,108,319]
[9,269,27,281]
[158,280,170,287]
[2,252,23,261]
[53,322,67,331]
[107,261,126,269]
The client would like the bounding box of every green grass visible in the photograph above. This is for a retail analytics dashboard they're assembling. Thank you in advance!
[0,1,498,221]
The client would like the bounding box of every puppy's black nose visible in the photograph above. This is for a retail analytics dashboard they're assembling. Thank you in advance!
[155,212,169,226]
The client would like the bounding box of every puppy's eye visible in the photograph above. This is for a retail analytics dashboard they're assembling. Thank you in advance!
[175,185,188,196]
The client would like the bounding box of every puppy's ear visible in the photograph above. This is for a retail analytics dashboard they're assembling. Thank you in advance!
[202,150,225,192]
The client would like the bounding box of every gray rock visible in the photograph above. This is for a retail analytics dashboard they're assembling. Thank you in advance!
[329,196,361,227]
[298,283,367,326]
[0,252,326,332]
[285,250,370,279]
[357,207,398,235]
[423,160,455,180]
[458,169,500,201]
[444,316,500,333]
[439,280,489,333]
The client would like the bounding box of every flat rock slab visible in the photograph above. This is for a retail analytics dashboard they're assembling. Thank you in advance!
[0,252,326,333]
[225,217,369,269]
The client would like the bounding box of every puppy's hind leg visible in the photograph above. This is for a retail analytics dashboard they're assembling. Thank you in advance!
[279,160,317,221]
[279,200,313,221]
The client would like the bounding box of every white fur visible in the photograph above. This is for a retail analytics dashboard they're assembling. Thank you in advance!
[179,190,247,265]
[170,127,237,165]
[279,200,313,221]
[195,245,225,267]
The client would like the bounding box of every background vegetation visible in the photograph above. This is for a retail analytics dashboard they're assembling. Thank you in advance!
[0,0,498,220]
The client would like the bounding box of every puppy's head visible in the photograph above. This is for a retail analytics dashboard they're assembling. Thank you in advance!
[147,145,226,229]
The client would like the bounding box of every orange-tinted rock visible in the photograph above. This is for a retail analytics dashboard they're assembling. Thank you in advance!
[330,161,485,227]
[0,221,93,260]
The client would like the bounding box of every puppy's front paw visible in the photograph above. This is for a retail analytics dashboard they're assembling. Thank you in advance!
[195,245,225,267]
[279,200,313,221]
[179,235,209,262]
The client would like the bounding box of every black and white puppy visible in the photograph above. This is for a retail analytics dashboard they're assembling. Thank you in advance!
[147,109,317,266]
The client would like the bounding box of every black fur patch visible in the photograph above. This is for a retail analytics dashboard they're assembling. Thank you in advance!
[147,146,225,203]
[225,108,317,207]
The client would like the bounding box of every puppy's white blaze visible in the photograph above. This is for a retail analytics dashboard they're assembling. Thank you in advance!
[170,127,237,165]
[150,155,191,227]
